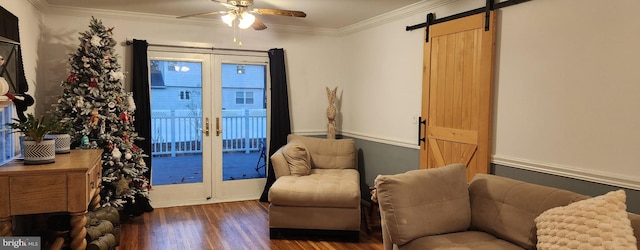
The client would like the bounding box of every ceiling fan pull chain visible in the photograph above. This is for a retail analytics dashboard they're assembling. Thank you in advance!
[233,20,238,44]
[234,20,243,47]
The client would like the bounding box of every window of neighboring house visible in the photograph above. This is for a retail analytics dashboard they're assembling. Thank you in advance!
[245,92,254,104]
[180,91,191,100]
[235,91,254,104]
[0,103,15,165]
[150,60,165,88]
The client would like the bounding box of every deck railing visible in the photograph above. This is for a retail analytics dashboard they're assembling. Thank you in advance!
[151,109,266,156]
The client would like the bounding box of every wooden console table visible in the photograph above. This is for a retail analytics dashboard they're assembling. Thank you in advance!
[0,149,103,250]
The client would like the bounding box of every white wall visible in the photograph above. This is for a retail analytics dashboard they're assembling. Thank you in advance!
[342,0,640,187]
[340,0,480,147]
[0,0,41,114]
[36,9,342,134]
[493,0,640,187]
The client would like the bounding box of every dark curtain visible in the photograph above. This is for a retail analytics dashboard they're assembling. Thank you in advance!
[259,48,291,202]
[131,39,152,179]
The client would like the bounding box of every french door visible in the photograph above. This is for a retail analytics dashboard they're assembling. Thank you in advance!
[148,50,213,207]
[148,49,268,207]
[212,55,268,202]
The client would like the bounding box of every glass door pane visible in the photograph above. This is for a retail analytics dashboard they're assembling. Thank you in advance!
[221,63,267,181]
[151,60,204,185]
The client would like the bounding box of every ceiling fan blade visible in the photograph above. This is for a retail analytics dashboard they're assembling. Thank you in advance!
[211,0,237,9]
[254,8,306,18]
[252,17,267,30]
[177,10,228,19]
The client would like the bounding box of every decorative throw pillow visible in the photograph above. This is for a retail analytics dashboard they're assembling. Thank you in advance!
[535,190,638,250]
[282,140,311,176]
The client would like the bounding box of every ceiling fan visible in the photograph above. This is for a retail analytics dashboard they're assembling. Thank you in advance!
[177,0,307,31]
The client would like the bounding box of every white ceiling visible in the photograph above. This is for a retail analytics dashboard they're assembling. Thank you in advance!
[42,0,426,29]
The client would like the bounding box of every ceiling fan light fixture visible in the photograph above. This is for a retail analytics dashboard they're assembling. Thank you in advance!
[238,12,256,29]
[221,13,235,27]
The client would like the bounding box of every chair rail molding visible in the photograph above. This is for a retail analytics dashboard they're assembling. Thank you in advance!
[492,155,640,191]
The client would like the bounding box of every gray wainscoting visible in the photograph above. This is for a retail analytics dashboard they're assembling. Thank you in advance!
[493,164,640,214]
[349,136,640,213]
[349,137,420,187]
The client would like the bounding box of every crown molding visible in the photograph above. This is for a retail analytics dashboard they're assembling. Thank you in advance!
[338,0,459,36]
[29,0,460,37]
[30,0,339,36]
[27,0,48,12]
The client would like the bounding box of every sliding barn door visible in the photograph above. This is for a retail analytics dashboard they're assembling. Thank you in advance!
[419,12,497,181]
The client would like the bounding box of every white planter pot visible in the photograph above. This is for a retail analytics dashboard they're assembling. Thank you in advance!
[23,139,56,165]
[45,133,71,154]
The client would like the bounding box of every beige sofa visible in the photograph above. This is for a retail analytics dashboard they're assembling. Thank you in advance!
[268,135,360,241]
[375,164,640,249]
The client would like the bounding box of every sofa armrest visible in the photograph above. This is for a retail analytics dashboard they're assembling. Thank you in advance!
[270,147,290,179]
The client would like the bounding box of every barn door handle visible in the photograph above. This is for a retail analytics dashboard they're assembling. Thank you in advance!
[418,116,427,146]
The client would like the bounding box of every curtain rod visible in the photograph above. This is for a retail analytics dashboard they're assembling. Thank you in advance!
[124,40,268,54]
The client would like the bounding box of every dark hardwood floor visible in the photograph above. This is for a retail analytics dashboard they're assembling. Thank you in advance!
[118,200,384,250]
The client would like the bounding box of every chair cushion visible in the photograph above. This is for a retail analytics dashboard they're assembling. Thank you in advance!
[375,164,471,246]
[535,190,637,249]
[268,169,360,208]
[282,140,311,176]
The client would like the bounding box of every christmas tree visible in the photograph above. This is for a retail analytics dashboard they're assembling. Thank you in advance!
[55,17,152,216]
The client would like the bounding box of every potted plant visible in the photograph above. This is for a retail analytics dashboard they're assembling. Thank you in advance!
[5,113,56,164]
[45,114,73,154]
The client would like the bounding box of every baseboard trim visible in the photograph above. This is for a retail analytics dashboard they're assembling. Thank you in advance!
[150,195,261,208]
[492,155,640,191]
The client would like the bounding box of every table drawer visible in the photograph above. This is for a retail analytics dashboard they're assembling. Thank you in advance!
[10,174,67,215]
[88,163,101,198]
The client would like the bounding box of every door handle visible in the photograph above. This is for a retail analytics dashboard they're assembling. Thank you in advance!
[418,116,427,146]
[204,118,210,137]
[216,117,222,136]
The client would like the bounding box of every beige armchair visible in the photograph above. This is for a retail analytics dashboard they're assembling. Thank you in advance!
[268,134,361,241]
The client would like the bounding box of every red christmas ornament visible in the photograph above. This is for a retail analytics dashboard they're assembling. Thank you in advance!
[122,132,130,144]
[89,77,98,88]
[119,112,129,122]
[67,74,78,84]
[132,145,139,152]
